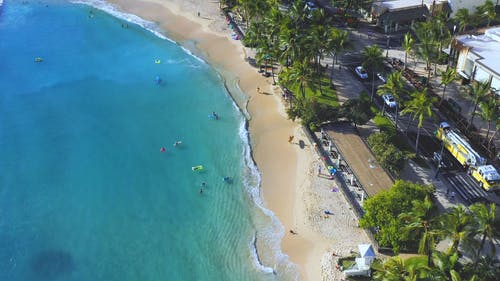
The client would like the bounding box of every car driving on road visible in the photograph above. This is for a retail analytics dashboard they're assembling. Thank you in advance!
[355,66,368,79]
[382,94,397,108]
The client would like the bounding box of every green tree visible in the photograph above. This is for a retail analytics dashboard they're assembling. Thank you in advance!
[377,71,406,129]
[413,21,439,84]
[450,270,478,281]
[477,0,496,28]
[340,96,374,128]
[431,251,460,281]
[487,119,500,150]
[430,13,451,75]
[288,59,313,99]
[439,67,456,105]
[461,256,500,281]
[327,28,349,84]
[286,98,340,128]
[441,204,473,255]
[402,32,414,70]
[360,180,434,252]
[477,98,498,141]
[401,88,436,156]
[399,196,441,266]
[469,203,497,262]
[236,0,270,28]
[467,80,492,128]
[454,8,471,33]
[361,44,384,101]
[373,255,430,281]
[368,132,406,176]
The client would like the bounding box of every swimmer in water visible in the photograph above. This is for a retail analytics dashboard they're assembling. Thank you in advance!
[160,147,166,152]
[212,112,219,120]
[173,141,182,147]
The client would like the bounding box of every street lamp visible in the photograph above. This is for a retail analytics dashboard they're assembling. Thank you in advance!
[434,139,446,179]
[385,35,391,58]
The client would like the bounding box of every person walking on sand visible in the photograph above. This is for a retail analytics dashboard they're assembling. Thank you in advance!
[257,87,260,94]
[288,135,294,143]
[318,164,322,175]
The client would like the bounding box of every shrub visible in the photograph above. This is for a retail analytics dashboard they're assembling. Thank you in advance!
[368,132,406,176]
[359,180,434,253]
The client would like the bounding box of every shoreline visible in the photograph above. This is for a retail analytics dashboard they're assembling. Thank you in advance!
[96,1,371,280]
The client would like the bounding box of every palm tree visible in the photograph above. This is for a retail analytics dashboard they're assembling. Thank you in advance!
[413,21,438,85]
[469,203,497,262]
[450,270,478,281]
[362,44,384,101]
[477,98,498,141]
[399,196,441,266]
[373,255,430,281]
[477,0,496,28]
[327,28,349,85]
[377,71,405,129]
[432,251,460,281]
[467,80,492,128]
[401,88,437,156]
[288,59,313,99]
[262,6,286,85]
[441,204,473,255]
[439,67,456,105]
[402,32,414,70]
[487,119,500,150]
[430,13,451,76]
[454,8,471,33]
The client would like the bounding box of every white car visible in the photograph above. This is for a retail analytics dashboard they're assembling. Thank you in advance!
[382,94,397,108]
[377,73,386,83]
[355,66,368,79]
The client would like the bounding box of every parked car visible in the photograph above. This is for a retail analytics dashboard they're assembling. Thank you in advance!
[377,73,386,83]
[355,66,368,79]
[382,94,397,108]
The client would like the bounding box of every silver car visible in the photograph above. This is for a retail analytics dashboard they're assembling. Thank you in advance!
[355,66,368,79]
[382,94,397,108]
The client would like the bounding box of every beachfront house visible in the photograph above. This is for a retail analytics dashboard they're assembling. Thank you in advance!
[449,26,500,95]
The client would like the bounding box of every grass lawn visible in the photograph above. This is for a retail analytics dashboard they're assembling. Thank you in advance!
[287,75,339,107]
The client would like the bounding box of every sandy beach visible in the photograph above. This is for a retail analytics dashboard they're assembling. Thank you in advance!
[105,0,371,280]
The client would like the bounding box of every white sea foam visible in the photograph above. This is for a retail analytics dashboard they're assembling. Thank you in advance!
[250,233,276,275]
[238,115,297,278]
[71,0,205,63]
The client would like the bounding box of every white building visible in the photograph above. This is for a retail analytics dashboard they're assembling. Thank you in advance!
[451,27,500,94]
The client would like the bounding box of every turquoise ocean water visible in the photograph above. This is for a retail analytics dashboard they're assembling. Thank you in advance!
[0,1,295,280]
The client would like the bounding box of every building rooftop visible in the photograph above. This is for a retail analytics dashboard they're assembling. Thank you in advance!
[456,27,500,76]
[376,0,447,11]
